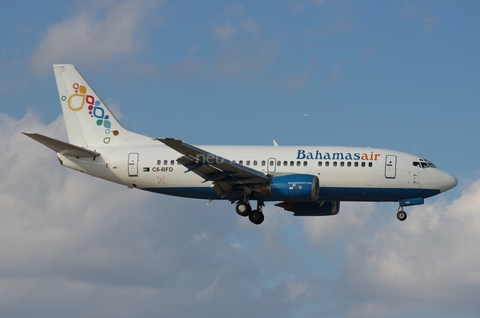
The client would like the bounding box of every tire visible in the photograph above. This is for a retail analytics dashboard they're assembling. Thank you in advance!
[397,211,407,221]
[249,210,264,225]
[236,202,251,217]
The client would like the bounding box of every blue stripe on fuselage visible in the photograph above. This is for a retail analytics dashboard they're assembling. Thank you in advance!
[142,187,440,202]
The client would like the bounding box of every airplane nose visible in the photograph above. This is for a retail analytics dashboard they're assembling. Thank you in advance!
[440,171,458,192]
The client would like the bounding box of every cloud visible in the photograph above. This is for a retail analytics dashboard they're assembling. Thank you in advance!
[170,45,204,80]
[335,181,480,317]
[0,111,326,317]
[30,0,160,76]
[322,61,341,86]
[279,57,317,92]
[212,18,260,44]
[240,18,261,35]
[210,11,265,75]
[212,23,235,42]
[2,109,478,317]
[288,0,330,13]
[399,3,439,34]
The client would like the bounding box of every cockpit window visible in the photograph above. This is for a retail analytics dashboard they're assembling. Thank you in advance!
[426,160,437,168]
[413,159,438,169]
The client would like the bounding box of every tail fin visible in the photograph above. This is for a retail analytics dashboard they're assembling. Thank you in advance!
[53,64,153,147]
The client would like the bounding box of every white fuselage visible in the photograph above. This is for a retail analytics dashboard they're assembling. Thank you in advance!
[57,144,457,203]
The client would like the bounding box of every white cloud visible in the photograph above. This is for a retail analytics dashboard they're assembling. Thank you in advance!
[212,22,235,42]
[280,57,317,92]
[337,181,480,316]
[212,18,260,44]
[240,18,261,35]
[399,3,439,34]
[301,201,376,248]
[0,111,321,317]
[2,110,478,317]
[30,0,160,76]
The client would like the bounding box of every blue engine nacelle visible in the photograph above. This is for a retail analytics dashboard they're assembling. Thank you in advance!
[275,200,340,216]
[260,174,319,202]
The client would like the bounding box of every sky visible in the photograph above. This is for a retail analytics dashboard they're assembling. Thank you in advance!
[0,0,480,317]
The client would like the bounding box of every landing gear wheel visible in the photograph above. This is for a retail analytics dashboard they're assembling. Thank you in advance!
[248,210,264,225]
[236,202,251,217]
[397,211,407,221]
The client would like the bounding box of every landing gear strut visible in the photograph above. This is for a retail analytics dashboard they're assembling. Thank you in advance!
[235,199,264,225]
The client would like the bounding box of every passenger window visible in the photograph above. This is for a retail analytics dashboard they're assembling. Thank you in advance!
[170,160,175,165]
[354,162,359,167]
[157,160,161,165]
[340,162,344,167]
[347,162,351,167]
[318,161,322,167]
[164,160,168,165]
[270,160,274,166]
[333,162,337,167]
[369,162,373,167]
[253,160,257,166]
[277,161,281,166]
[303,161,307,166]
[284,161,288,166]
[296,161,301,166]
[290,161,294,166]
[246,160,250,166]
[362,162,366,167]
[239,160,243,165]
[261,161,266,166]
[325,161,330,167]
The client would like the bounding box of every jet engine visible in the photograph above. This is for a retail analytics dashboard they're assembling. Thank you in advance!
[260,174,319,201]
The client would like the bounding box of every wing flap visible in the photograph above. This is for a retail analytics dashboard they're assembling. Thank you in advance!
[23,132,100,158]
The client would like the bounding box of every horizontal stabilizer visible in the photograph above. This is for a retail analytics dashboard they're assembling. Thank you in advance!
[23,132,100,158]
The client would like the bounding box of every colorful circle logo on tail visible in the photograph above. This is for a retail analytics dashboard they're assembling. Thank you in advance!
[67,82,120,143]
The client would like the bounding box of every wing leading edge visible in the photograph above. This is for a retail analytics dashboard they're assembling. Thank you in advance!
[156,138,269,196]
[23,132,100,158]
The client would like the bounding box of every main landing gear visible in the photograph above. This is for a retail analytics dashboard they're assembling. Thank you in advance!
[397,207,407,221]
[235,200,265,225]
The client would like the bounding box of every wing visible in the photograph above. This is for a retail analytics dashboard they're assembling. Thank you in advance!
[23,132,100,158]
[156,138,269,196]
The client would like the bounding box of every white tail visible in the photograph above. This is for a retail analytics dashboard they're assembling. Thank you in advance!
[53,64,153,147]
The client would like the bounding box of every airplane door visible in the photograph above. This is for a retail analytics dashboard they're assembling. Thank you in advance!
[385,155,397,179]
[267,158,277,173]
[128,153,139,177]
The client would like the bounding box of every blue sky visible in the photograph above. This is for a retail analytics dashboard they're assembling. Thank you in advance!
[1,1,480,317]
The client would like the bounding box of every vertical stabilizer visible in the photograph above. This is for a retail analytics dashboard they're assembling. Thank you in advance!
[54,64,152,147]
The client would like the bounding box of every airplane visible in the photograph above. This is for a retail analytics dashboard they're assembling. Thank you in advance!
[24,64,458,225]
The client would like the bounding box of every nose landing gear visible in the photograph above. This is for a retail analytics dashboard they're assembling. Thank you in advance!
[396,198,424,221]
